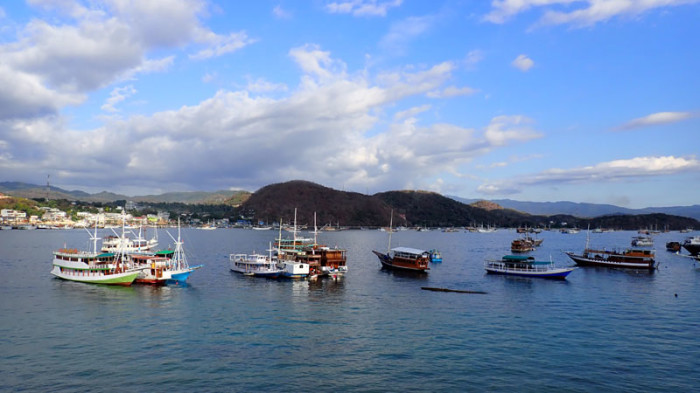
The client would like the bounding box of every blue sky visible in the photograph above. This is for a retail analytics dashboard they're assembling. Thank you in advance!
[0,0,698,208]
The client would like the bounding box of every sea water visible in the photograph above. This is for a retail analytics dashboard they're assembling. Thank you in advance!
[1,228,699,392]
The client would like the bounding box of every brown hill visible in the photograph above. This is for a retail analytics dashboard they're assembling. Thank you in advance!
[239,180,700,230]
[471,200,504,211]
[242,181,534,227]
[374,190,531,227]
[240,180,392,226]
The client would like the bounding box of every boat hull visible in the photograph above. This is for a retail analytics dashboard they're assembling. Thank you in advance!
[168,265,203,283]
[683,243,700,256]
[373,250,429,273]
[565,252,656,270]
[485,266,575,279]
[51,266,139,286]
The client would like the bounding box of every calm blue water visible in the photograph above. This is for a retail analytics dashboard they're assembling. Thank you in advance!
[2,228,700,392]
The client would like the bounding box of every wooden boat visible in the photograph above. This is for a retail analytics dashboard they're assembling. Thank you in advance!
[485,255,576,279]
[310,246,348,278]
[511,238,535,253]
[372,210,429,273]
[129,252,173,285]
[373,247,430,272]
[666,241,681,252]
[565,248,656,270]
[565,227,656,270]
[272,210,348,279]
[50,224,140,286]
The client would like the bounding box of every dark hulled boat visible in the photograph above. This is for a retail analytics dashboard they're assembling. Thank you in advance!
[682,236,700,256]
[373,209,429,273]
[565,248,656,270]
[372,247,430,273]
[666,241,681,252]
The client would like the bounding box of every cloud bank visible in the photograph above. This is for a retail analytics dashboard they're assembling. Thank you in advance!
[617,111,694,130]
[478,155,700,195]
[0,39,540,194]
[484,0,700,27]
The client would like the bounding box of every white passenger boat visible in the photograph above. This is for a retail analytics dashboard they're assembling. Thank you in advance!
[50,224,140,286]
[230,247,282,278]
[485,255,576,279]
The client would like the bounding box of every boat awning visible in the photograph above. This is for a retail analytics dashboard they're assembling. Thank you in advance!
[155,250,174,256]
[392,247,427,255]
[502,255,535,262]
[97,253,115,258]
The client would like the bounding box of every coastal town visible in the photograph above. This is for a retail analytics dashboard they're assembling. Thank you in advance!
[0,193,170,230]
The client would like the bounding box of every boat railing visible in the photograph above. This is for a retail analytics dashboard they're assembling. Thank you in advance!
[484,260,556,272]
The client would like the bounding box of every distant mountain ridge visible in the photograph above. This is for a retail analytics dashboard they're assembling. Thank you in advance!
[450,196,700,221]
[240,181,698,229]
[2,181,698,222]
[0,182,249,205]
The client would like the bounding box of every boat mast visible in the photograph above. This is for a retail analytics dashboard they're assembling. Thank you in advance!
[585,224,591,250]
[278,218,283,251]
[387,209,393,254]
[92,220,99,254]
[293,208,298,245]
[313,211,318,245]
[167,217,187,270]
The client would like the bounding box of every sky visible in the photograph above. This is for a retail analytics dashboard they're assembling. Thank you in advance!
[0,0,699,208]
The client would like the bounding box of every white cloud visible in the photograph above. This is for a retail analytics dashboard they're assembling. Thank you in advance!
[101,85,137,113]
[427,86,478,98]
[379,15,435,55]
[464,50,484,70]
[289,44,348,82]
[273,5,292,19]
[394,105,431,121]
[0,43,541,195]
[484,0,700,27]
[478,155,700,195]
[325,0,403,17]
[189,31,256,60]
[512,54,534,72]
[477,154,543,169]
[0,0,253,121]
[0,64,83,120]
[484,0,577,24]
[202,71,217,83]
[245,77,288,93]
[484,115,542,146]
[617,111,694,130]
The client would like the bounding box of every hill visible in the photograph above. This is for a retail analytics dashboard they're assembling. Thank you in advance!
[240,180,391,226]
[243,181,699,230]
[0,182,248,205]
[2,180,698,229]
[0,195,43,218]
[450,196,700,221]
[374,191,530,227]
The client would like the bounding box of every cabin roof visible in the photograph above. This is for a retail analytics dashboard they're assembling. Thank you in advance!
[502,255,535,262]
[392,247,427,255]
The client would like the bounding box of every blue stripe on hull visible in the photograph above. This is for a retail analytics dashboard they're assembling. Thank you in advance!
[486,270,573,279]
[168,271,191,282]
